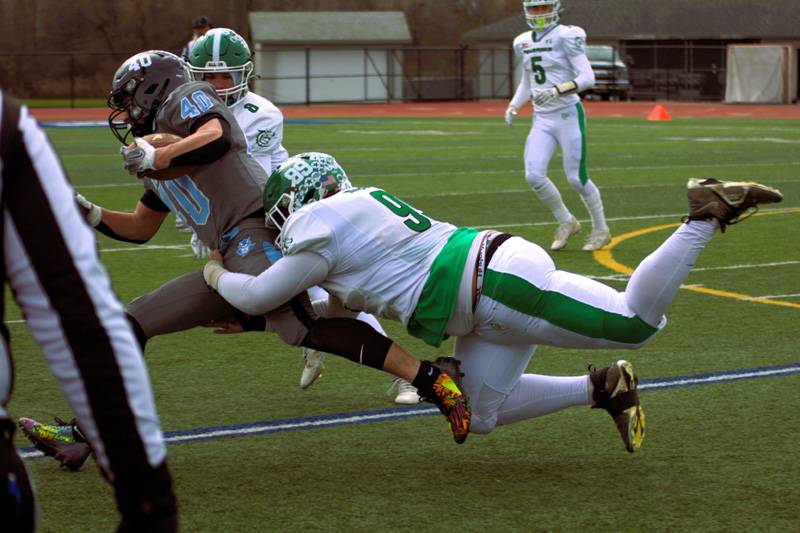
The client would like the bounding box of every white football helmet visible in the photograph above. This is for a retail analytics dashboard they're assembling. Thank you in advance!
[523,0,562,32]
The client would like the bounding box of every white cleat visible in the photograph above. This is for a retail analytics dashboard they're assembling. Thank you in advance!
[175,213,193,234]
[386,377,420,405]
[300,348,325,389]
[581,229,612,251]
[550,216,581,251]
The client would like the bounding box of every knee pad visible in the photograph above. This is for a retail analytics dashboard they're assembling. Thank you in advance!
[470,413,498,434]
[525,172,549,191]
[467,382,509,435]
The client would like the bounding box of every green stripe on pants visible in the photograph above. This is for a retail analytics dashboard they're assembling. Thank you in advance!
[482,268,658,345]
[576,102,589,186]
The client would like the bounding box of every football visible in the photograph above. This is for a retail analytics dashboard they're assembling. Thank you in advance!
[135,133,197,180]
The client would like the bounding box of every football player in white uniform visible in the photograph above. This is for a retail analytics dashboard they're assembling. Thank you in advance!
[505,0,610,251]
[203,153,783,453]
[186,28,288,259]
[190,29,419,402]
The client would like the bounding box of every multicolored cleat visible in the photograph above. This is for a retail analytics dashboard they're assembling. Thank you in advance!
[18,417,92,471]
[429,357,471,444]
[589,360,645,453]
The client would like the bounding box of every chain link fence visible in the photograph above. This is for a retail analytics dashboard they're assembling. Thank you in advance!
[0,44,731,106]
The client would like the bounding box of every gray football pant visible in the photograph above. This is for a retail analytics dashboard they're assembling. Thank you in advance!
[127,223,313,346]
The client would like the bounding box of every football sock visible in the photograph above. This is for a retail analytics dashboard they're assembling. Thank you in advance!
[579,181,609,231]
[494,374,589,425]
[411,361,441,398]
[533,179,572,223]
[625,219,717,326]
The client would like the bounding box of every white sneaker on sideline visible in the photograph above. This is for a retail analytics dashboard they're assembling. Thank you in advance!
[550,216,581,251]
[300,349,325,389]
[386,377,420,405]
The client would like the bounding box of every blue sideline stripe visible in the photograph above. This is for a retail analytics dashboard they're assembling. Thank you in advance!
[19,362,800,460]
[40,120,107,128]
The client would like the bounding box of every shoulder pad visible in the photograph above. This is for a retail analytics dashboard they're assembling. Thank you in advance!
[560,25,587,39]
[281,210,333,256]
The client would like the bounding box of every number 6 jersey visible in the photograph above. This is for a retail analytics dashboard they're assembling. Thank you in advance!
[280,187,458,325]
[143,81,268,249]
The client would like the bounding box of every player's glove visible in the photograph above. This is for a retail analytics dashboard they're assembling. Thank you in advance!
[75,193,102,227]
[190,232,210,260]
[121,137,156,175]
[532,87,559,106]
[533,80,580,107]
[504,104,518,126]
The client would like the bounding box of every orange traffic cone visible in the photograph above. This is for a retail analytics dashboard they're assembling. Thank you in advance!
[647,104,672,121]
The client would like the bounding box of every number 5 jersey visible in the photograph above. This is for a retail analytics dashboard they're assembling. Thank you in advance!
[512,24,591,113]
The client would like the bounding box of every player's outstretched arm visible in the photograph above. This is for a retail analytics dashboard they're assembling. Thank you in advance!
[204,250,329,315]
[77,192,168,244]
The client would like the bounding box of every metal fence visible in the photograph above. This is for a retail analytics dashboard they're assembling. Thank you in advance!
[0,44,731,106]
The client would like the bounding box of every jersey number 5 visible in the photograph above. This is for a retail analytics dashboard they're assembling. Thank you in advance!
[530,56,547,84]
[370,190,431,233]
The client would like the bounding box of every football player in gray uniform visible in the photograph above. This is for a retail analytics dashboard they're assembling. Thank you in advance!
[188,27,420,403]
[204,152,782,453]
[20,51,470,468]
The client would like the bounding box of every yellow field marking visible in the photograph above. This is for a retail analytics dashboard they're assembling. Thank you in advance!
[593,209,800,309]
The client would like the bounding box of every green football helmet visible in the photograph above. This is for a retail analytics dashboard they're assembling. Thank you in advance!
[523,0,562,32]
[263,153,353,241]
[188,28,254,106]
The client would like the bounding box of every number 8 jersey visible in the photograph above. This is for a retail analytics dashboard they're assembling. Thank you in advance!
[143,81,268,249]
[280,187,458,325]
[513,24,589,113]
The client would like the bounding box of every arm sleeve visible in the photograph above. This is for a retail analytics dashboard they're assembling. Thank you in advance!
[170,115,232,166]
[1,96,175,521]
[564,28,595,91]
[510,74,531,109]
[569,53,596,92]
[140,189,170,212]
[216,251,330,316]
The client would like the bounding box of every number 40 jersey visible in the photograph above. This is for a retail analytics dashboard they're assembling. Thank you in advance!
[280,187,457,325]
[513,24,589,113]
[145,81,268,249]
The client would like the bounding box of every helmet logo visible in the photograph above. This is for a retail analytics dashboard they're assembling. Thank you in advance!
[128,55,153,72]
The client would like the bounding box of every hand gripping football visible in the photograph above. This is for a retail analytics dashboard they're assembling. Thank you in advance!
[135,133,197,180]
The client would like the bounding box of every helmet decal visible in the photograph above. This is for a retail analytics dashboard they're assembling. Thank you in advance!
[263,153,353,246]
